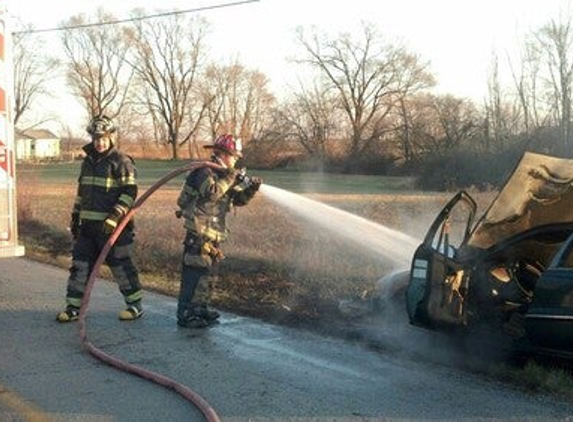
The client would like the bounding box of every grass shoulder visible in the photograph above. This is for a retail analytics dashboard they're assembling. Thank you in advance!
[15,160,573,400]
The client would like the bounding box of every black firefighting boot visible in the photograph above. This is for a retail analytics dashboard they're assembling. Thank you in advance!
[177,314,212,329]
[118,301,144,321]
[56,306,80,323]
[198,304,220,322]
[177,305,219,329]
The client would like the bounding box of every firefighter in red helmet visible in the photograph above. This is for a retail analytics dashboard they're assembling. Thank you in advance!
[175,134,261,328]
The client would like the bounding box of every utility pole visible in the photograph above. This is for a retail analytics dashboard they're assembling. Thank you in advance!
[0,4,24,258]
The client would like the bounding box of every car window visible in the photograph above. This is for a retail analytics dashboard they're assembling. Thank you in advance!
[551,233,573,269]
[429,194,475,256]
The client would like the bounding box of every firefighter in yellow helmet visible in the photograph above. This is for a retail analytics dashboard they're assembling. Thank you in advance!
[56,115,144,322]
[176,134,261,328]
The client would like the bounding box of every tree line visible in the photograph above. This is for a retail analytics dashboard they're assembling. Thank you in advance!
[13,8,573,184]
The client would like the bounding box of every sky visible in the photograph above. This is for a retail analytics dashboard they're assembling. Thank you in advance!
[4,0,573,134]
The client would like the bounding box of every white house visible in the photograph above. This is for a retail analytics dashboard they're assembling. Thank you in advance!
[15,129,61,161]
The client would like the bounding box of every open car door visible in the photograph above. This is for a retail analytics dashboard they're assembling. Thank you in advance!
[406,191,477,330]
[406,152,573,335]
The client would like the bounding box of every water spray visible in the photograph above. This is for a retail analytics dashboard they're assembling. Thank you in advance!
[260,184,420,268]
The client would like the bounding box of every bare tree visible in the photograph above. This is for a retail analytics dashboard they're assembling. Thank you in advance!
[276,82,342,158]
[60,9,133,120]
[485,53,504,150]
[203,62,275,145]
[402,94,479,158]
[534,15,573,155]
[433,95,479,153]
[295,23,435,163]
[125,13,209,159]
[509,39,548,134]
[395,96,416,163]
[483,52,523,150]
[13,27,60,128]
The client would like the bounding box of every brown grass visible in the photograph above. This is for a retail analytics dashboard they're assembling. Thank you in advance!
[16,174,494,325]
[18,178,573,398]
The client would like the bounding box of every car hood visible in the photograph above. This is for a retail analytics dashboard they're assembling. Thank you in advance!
[468,152,573,250]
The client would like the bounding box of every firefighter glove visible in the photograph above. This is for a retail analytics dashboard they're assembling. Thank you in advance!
[235,174,251,191]
[249,177,262,191]
[235,167,247,182]
[70,213,80,239]
[201,241,225,262]
[234,168,261,192]
[102,216,118,235]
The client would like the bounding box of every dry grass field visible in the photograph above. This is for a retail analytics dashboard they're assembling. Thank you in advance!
[16,167,495,328]
[16,163,573,399]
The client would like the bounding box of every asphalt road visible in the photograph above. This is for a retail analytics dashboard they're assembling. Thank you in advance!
[1,257,573,421]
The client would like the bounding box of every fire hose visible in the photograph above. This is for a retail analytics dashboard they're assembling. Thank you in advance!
[77,161,222,422]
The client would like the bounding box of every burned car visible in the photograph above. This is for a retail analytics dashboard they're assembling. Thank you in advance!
[406,151,573,358]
